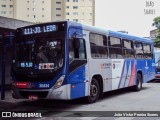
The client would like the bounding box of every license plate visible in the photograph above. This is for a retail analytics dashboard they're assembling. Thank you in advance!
[28,95,38,100]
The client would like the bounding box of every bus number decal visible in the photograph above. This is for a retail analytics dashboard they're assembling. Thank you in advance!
[20,62,33,68]
[39,84,50,88]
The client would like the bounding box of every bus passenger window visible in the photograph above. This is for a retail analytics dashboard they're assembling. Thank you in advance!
[143,43,152,59]
[108,36,122,59]
[109,47,123,59]
[122,39,135,58]
[134,42,143,59]
[90,33,108,58]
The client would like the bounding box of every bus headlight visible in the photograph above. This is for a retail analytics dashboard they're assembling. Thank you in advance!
[54,75,65,89]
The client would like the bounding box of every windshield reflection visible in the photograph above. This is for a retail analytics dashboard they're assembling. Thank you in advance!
[13,34,64,73]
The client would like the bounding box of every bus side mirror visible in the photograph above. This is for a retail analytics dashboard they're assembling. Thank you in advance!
[73,38,80,49]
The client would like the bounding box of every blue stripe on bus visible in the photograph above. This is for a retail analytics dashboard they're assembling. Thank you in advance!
[118,60,125,89]
[123,60,130,88]
[118,59,138,89]
[71,82,85,99]
[69,65,86,99]
[67,24,85,99]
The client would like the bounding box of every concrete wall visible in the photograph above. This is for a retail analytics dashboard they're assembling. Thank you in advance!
[0,16,32,30]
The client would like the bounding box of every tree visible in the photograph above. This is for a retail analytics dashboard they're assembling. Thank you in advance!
[152,16,160,47]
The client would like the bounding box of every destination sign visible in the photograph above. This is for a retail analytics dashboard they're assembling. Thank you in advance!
[23,25,58,35]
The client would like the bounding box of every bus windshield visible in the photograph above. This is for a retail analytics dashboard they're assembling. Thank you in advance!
[12,31,65,82]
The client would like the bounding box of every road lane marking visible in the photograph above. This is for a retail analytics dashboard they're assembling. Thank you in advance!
[79,114,102,120]
[115,117,134,120]
[35,111,72,120]
[51,112,73,117]
[79,117,99,120]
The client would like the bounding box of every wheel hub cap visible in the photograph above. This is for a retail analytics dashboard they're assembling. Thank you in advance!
[91,85,97,97]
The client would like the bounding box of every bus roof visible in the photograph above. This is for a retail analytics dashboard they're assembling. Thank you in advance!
[107,30,152,43]
[67,21,153,43]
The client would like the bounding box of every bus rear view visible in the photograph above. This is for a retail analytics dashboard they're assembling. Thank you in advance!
[11,22,68,100]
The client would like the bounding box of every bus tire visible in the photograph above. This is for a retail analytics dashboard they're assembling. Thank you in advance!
[85,78,100,103]
[133,73,142,91]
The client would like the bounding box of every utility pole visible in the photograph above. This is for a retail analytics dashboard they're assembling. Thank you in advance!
[1,32,13,100]
[1,33,6,100]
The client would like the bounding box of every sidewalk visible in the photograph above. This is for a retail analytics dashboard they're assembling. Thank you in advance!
[0,90,25,111]
[0,84,11,91]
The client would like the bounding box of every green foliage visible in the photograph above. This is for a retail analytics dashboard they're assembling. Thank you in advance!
[152,16,160,47]
[154,38,160,47]
[152,16,160,29]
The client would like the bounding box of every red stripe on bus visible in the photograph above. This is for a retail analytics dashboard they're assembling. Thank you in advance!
[129,62,136,86]
[16,82,29,88]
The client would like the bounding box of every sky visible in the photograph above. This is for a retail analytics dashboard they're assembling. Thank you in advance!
[95,0,160,37]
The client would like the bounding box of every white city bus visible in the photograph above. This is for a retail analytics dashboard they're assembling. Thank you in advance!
[11,21,155,103]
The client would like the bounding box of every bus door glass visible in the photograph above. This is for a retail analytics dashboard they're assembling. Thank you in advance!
[68,28,87,83]
[143,43,152,81]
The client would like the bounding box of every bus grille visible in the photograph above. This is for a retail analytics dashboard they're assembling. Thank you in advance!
[19,91,48,99]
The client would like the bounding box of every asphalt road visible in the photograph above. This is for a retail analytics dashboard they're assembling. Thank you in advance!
[1,80,160,120]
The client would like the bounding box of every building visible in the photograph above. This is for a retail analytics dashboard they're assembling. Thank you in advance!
[51,0,95,25]
[117,31,128,34]
[150,29,158,39]
[150,29,160,50]
[0,0,14,18]
[13,0,52,23]
[0,0,95,25]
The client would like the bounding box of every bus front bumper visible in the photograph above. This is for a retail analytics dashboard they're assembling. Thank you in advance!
[155,74,160,79]
[11,84,71,100]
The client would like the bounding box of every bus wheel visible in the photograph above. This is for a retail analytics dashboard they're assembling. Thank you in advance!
[86,78,100,103]
[133,73,142,91]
